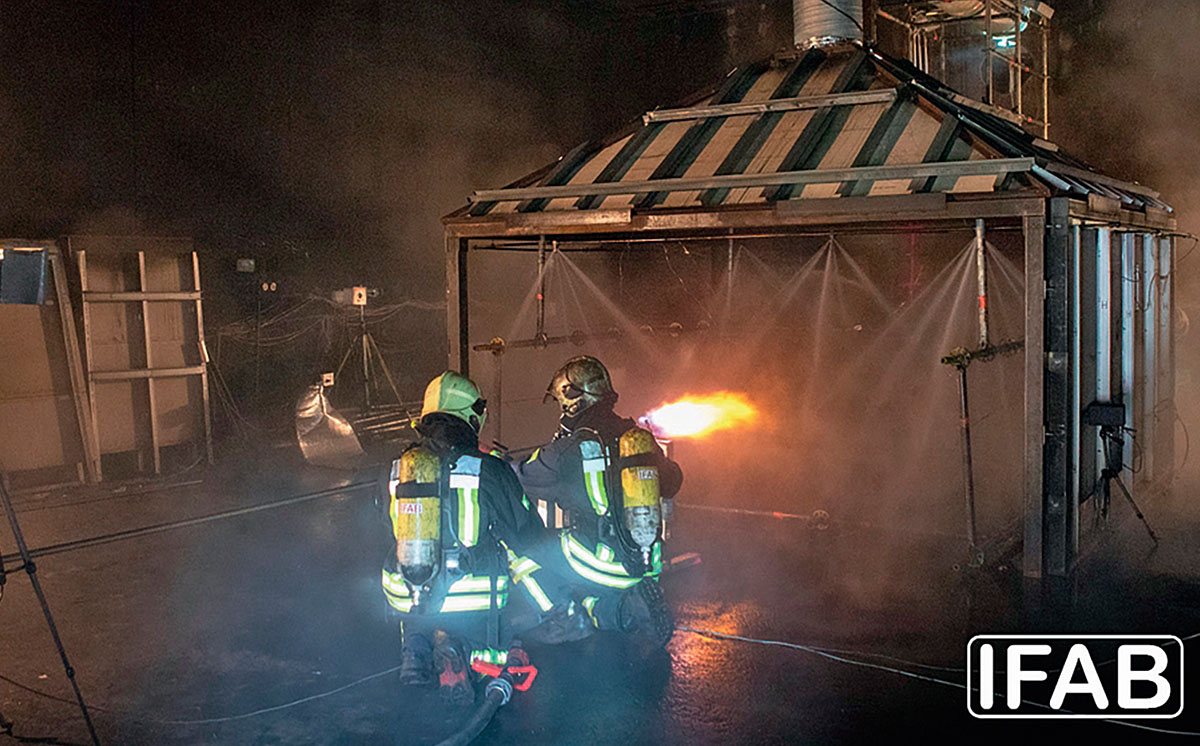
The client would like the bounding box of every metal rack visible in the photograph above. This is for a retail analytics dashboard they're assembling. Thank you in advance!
[877,0,1053,138]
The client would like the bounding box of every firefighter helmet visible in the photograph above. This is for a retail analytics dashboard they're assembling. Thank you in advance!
[421,371,487,433]
[544,356,615,418]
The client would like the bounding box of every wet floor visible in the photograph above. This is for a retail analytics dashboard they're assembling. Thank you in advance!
[1,450,1198,745]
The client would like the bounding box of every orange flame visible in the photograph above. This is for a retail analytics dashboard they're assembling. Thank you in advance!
[639,391,758,439]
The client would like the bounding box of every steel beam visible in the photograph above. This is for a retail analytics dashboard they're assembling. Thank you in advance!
[468,158,1036,204]
[642,89,897,124]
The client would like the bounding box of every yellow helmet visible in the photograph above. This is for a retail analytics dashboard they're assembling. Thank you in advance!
[544,356,615,418]
[421,371,487,433]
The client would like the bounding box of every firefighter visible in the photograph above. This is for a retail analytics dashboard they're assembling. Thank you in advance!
[516,356,682,646]
[383,371,551,703]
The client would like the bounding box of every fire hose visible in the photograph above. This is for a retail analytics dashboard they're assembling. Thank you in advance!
[428,660,536,746]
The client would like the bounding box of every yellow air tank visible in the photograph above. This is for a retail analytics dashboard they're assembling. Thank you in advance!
[391,446,441,598]
[619,427,662,565]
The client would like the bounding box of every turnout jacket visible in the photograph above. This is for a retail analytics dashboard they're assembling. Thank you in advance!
[516,405,682,587]
[382,414,547,614]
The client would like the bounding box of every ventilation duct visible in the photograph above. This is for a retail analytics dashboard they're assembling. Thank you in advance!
[793,0,864,49]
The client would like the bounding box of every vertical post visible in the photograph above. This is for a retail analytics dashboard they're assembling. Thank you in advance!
[1015,0,1024,117]
[1121,232,1136,482]
[445,232,470,376]
[1078,227,1098,503]
[254,286,262,400]
[76,249,104,481]
[1042,198,1075,578]
[985,0,994,104]
[50,246,101,483]
[1142,233,1157,483]
[192,252,214,464]
[726,237,735,307]
[975,219,989,349]
[957,365,978,554]
[1023,212,1045,579]
[138,251,161,474]
[360,304,371,411]
[536,235,546,341]
[1158,235,1175,484]
[1041,23,1050,138]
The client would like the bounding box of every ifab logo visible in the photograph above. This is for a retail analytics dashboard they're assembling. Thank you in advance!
[967,635,1183,719]
[398,502,423,515]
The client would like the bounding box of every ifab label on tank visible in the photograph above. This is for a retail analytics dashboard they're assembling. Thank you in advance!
[399,502,423,515]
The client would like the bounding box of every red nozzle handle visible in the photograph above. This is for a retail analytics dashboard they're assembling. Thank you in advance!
[506,664,538,691]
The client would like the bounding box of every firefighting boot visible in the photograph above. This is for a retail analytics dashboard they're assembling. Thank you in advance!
[521,602,595,645]
[398,633,435,687]
[433,632,475,706]
[618,579,674,649]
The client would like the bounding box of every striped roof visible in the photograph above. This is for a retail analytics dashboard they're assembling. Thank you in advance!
[455,46,1169,218]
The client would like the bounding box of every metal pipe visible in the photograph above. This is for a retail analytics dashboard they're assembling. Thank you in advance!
[976,219,989,348]
[957,365,979,554]
[536,235,547,341]
[1042,22,1050,137]
[1015,0,1023,117]
[985,0,994,104]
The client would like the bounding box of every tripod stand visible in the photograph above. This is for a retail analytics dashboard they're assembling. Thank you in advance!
[1096,424,1160,546]
[334,303,402,412]
[0,473,101,745]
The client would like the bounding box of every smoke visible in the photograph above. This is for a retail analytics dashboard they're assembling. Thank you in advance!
[1054,0,1200,507]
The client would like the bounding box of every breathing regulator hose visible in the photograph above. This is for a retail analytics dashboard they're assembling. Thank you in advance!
[430,676,514,746]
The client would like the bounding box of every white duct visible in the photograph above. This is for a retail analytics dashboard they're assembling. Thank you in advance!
[793,0,864,48]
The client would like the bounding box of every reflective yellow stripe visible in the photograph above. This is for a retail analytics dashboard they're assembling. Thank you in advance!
[471,649,508,666]
[518,574,554,612]
[526,447,541,464]
[441,594,508,612]
[509,557,540,584]
[458,487,480,546]
[563,534,630,576]
[597,544,615,562]
[564,550,640,589]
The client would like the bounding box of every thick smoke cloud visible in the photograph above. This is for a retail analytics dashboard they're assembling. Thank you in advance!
[1053,0,1200,495]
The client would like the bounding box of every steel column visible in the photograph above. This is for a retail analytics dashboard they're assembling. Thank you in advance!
[1023,212,1045,578]
[446,233,470,375]
[1121,232,1136,482]
[1042,198,1075,577]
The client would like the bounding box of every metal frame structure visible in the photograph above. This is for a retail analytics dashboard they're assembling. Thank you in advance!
[443,40,1176,581]
[445,184,1176,581]
[72,236,213,479]
[878,0,1052,137]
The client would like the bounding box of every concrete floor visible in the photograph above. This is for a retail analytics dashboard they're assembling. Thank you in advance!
[2,450,1199,745]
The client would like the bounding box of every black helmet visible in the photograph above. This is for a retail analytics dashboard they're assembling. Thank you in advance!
[544,356,616,418]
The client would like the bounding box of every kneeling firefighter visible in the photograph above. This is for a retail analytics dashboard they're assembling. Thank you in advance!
[383,371,548,703]
[516,356,682,647]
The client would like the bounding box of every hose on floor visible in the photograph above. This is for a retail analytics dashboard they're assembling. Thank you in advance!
[429,676,513,746]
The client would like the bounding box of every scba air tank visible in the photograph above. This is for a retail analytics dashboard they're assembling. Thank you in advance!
[391,446,441,603]
[619,427,663,565]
